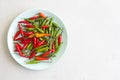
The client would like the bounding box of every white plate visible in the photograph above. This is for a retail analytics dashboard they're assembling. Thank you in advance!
[7,9,68,70]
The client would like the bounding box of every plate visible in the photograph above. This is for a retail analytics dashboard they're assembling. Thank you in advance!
[7,9,68,70]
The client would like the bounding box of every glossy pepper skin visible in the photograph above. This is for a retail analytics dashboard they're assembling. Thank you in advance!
[15,37,24,41]
[15,43,28,58]
[21,39,31,44]
[36,40,45,47]
[25,24,34,28]
[58,34,62,45]
[14,31,20,41]
[18,24,24,36]
[18,20,29,24]
[39,12,46,18]
[33,37,37,48]
[51,42,55,53]
[41,50,51,57]
[22,43,29,50]
[41,26,49,29]
[29,50,36,59]
[24,31,34,37]
[35,56,49,61]
[35,33,50,38]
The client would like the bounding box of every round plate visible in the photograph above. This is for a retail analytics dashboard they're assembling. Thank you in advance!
[7,9,68,70]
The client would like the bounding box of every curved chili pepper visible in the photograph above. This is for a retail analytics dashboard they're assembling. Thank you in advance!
[15,37,24,41]
[36,40,45,47]
[33,37,37,48]
[35,33,50,38]
[41,50,51,57]
[22,43,29,50]
[35,56,49,61]
[25,24,34,28]
[58,34,62,45]
[18,20,29,24]
[24,31,34,36]
[36,38,40,44]
[21,39,31,44]
[18,24,24,36]
[29,50,36,59]
[15,43,28,58]
[14,31,20,41]
[51,42,55,53]
[41,26,49,29]
[14,43,22,52]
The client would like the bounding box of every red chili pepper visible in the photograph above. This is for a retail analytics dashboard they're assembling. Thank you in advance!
[36,40,45,47]
[33,37,37,48]
[58,35,62,45]
[18,20,29,24]
[29,50,36,59]
[41,26,49,29]
[17,43,22,50]
[24,31,34,36]
[15,43,24,56]
[51,42,55,53]
[22,43,29,50]
[36,38,40,44]
[15,37,24,41]
[14,43,23,52]
[41,50,51,57]
[29,16,39,20]
[18,24,24,36]
[15,43,29,58]
[21,39,31,44]
[14,31,20,41]
[25,24,34,28]
[35,56,49,61]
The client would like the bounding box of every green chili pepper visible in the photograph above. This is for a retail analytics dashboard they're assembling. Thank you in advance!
[52,28,57,37]
[37,27,44,33]
[26,60,40,64]
[39,37,44,41]
[35,47,49,53]
[51,27,55,37]
[55,28,63,38]
[42,37,48,42]
[50,42,62,58]
[55,42,62,54]
[35,18,43,22]
[33,23,44,33]
[33,29,38,33]
[35,44,48,50]
[25,19,35,23]
[41,17,48,26]
[55,39,58,49]
[49,38,54,50]
[26,28,35,31]
[45,28,48,34]
[27,42,32,50]
[29,43,33,50]
[49,17,54,34]
[52,22,59,28]
[45,19,50,26]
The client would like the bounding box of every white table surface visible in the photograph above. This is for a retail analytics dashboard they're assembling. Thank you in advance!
[0,0,119,80]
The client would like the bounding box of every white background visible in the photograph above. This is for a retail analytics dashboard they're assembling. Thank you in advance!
[0,0,120,80]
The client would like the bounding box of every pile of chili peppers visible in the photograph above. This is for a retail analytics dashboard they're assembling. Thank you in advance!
[14,12,63,64]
